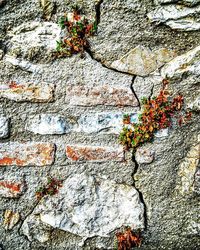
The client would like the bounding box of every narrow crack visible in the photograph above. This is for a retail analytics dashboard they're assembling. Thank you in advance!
[95,0,104,25]
[132,154,148,231]
[131,77,148,231]
[149,82,155,100]
[131,76,141,109]
[86,49,134,76]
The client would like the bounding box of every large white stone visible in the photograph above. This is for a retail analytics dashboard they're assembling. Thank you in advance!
[148,4,200,31]
[9,22,61,51]
[4,55,43,74]
[27,114,70,135]
[161,45,200,79]
[74,112,138,134]
[166,18,200,31]
[22,174,144,240]
[148,5,200,23]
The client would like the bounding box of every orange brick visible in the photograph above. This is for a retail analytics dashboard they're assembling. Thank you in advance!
[0,143,55,166]
[66,85,138,106]
[66,145,124,162]
[0,180,24,198]
[0,82,54,102]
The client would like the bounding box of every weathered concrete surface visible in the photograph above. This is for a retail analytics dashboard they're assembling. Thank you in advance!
[0,0,200,249]
[90,0,200,66]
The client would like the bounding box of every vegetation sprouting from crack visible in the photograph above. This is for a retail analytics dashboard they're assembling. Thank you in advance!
[35,177,63,200]
[56,6,97,57]
[115,227,142,250]
[119,80,192,153]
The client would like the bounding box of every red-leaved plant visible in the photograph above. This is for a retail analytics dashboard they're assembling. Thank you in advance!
[35,178,63,200]
[116,227,142,250]
[119,81,191,151]
[56,6,97,57]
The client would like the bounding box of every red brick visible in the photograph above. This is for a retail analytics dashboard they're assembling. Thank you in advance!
[0,180,24,198]
[0,143,55,166]
[0,82,54,102]
[66,85,138,106]
[66,145,124,162]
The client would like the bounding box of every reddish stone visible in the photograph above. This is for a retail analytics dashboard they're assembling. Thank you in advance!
[66,85,138,106]
[0,181,24,198]
[0,82,54,102]
[0,143,55,166]
[66,145,124,162]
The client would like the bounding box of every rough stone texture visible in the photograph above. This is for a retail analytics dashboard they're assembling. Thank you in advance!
[22,174,144,240]
[26,114,71,135]
[0,142,55,166]
[4,55,44,73]
[0,180,25,198]
[66,145,124,162]
[135,148,155,164]
[7,22,61,61]
[0,0,200,249]
[133,74,162,104]
[0,49,4,60]
[90,0,200,67]
[21,213,52,243]
[110,46,176,76]
[0,81,54,102]
[148,5,200,23]
[166,18,200,31]
[176,144,200,195]
[187,96,200,111]
[75,112,138,134]
[194,168,200,194]
[148,3,200,31]
[155,0,200,6]
[66,84,138,107]
[40,0,55,21]
[64,53,138,107]
[161,45,200,79]
[3,210,20,230]
[0,116,9,138]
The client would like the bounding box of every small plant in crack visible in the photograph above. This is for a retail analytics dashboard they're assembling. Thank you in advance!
[119,80,192,152]
[115,227,142,250]
[56,6,97,58]
[35,177,63,200]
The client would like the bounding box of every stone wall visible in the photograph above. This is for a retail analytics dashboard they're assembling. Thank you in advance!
[0,0,199,249]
